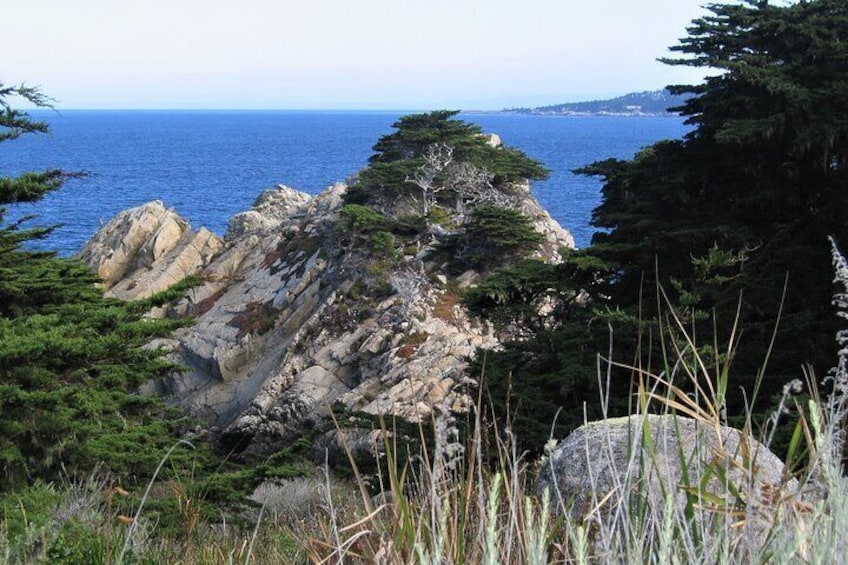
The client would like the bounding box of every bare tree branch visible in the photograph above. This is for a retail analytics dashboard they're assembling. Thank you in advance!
[404,142,454,216]
[390,264,429,319]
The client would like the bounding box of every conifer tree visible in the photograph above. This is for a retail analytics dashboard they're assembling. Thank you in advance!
[345,110,549,214]
[588,0,848,376]
[470,0,848,453]
[0,83,188,489]
[343,110,550,273]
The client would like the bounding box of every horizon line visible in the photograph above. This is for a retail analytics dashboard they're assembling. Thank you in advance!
[27,106,498,112]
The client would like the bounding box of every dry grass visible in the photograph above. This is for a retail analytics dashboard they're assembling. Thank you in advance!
[6,243,848,563]
[433,287,461,323]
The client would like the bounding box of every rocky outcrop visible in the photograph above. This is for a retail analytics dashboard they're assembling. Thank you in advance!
[225,184,312,240]
[512,180,575,256]
[79,200,224,300]
[81,180,574,457]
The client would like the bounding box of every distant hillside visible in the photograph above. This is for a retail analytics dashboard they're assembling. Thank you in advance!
[506,89,687,117]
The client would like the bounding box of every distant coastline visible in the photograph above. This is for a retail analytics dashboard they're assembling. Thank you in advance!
[503,89,686,117]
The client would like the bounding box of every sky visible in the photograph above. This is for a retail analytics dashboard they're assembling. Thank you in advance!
[6,0,711,110]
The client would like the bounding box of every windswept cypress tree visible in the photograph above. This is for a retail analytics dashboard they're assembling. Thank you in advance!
[0,84,189,489]
[588,0,848,378]
[342,110,551,274]
[470,0,848,453]
[345,110,549,215]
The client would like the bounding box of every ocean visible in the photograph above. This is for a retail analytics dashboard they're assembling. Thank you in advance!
[0,111,689,255]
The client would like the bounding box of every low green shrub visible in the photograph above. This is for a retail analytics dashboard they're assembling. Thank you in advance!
[338,204,393,233]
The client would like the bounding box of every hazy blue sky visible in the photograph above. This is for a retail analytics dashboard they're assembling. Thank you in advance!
[7,0,711,110]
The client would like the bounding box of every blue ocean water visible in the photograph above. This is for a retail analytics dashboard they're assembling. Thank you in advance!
[0,111,689,255]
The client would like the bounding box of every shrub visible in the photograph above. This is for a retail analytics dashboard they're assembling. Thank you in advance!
[443,205,544,271]
[369,230,398,259]
[338,204,393,233]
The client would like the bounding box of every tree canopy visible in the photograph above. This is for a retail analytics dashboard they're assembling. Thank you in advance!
[0,84,190,490]
[341,110,550,273]
[345,110,549,216]
[588,0,848,374]
[470,0,848,454]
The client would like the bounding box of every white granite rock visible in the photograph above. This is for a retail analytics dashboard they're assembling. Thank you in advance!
[81,177,575,457]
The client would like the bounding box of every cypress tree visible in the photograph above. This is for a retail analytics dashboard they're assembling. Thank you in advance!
[471,0,848,454]
[0,83,189,489]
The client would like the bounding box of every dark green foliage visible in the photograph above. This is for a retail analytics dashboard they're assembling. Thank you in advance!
[663,0,848,162]
[466,252,623,452]
[471,0,848,456]
[255,436,315,480]
[479,145,550,184]
[588,0,848,380]
[369,231,399,259]
[0,83,192,490]
[0,480,132,563]
[46,520,108,564]
[0,481,61,544]
[339,111,549,278]
[465,252,609,332]
[345,110,548,212]
[443,206,544,271]
[0,170,82,205]
[0,84,51,137]
[0,85,84,204]
[367,111,481,166]
[0,250,101,317]
[363,110,547,183]
[338,204,423,240]
[0,296,191,489]
[338,204,395,233]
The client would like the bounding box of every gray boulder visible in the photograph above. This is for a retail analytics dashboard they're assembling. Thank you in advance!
[225,184,313,240]
[537,415,797,557]
[538,415,792,515]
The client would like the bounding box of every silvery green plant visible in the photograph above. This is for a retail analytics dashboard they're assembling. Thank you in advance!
[823,236,848,464]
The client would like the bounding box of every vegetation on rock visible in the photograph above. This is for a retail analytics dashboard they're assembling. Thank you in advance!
[346,110,548,212]
[342,109,549,275]
[442,205,545,271]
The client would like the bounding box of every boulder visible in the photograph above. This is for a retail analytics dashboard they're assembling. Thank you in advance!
[512,180,575,257]
[225,184,312,240]
[307,428,387,468]
[537,415,797,554]
[79,201,223,300]
[80,200,181,287]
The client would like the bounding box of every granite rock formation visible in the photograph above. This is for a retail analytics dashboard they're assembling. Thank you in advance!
[81,182,574,457]
[80,200,224,301]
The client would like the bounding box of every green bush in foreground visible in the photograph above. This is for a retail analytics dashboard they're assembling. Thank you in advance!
[5,276,846,564]
[0,83,192,490]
